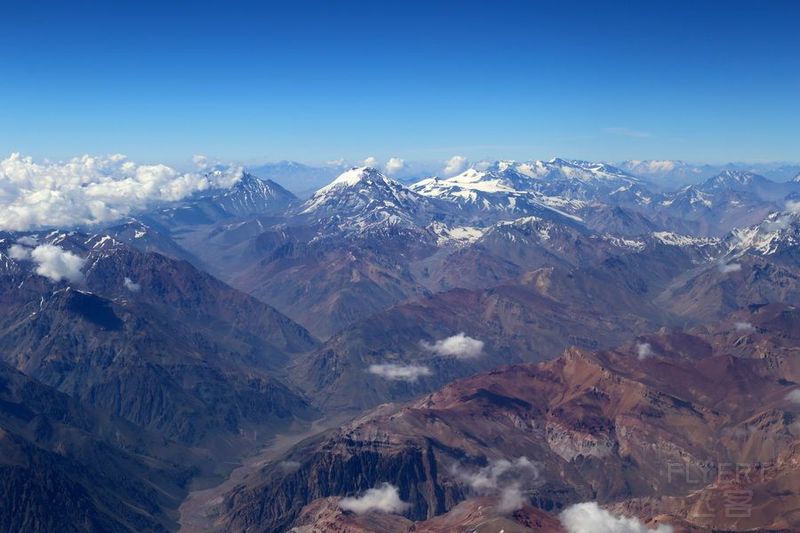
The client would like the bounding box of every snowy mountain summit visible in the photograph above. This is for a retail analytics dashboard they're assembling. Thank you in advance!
[299,167,436,234]
[730,209,800,257]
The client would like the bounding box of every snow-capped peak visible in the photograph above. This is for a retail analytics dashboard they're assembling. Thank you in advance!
[299,167,435,236]
[317,166,391,193]
[730,210,800,256]
[701,169,764,189]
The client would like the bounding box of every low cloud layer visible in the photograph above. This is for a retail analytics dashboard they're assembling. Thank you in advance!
[8,244,31,260]
[422,333,484,359]
[123,277,141,292]
[368,363,432,381]
[560,502,674,533]
[761,201,800,232]
[454,457,539,513]
[636,342,653,360]
[339,483,410,514]
[787,389,800,404]
[278,460,301,473]
[30,244,86,283]
[734,321,755,332]
[0,153,241,231]
[718,261,742,274]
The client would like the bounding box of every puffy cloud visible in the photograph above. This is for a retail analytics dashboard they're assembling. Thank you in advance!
[454,457,539,512]
[456,457,539,491]
[362,156,379,168]
[786,200,800,214]
[8,244,31,260]
[16,236,38,246]
[123,277,141,292]
[560,502,673,533]
[339,483,410,514]
[718,261,742,274]
[368,363,432,381]
[443,155,468,176]
[384,157,406,175]
[30,244,86,283]
[473,160,493,171]
[636,342,653,360]
[497,483,526,512]
[735,321,755,332]
[192,154,209,169]
[787,389,800,404]
[421,333,484,359]
[0,153,242,231]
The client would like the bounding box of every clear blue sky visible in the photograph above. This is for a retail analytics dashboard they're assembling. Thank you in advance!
[1,0,798,166]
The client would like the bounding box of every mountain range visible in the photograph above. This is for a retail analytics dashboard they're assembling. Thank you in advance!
[2,157,800,531]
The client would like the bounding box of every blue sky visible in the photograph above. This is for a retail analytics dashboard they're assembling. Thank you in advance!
[1,0,798,166]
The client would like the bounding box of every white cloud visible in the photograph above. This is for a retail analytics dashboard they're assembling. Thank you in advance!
[636,342,653,360]
[30,244,86,283]
[0,153,242,231]
[278,460,301,472]
[384,157,406,175]
[192,154,209,169]
[787,389,800,404]
[560,502,673,533]
[8,244,31,260]
[473,160,492,171]
[421,333,484,359]
[123,277,141,292]
[734,321,755,332]
[786,200,800,214]
[362,156,379,168]
[456,457,539,492]
[339,483,410,514]
[628,160,677,173]
[443,155,468,176]
[453,457,540,513]
[497,482,526,512]
[454,457,539,512]
[16,236,38,246]
[368,363,432,382]
[718,261,742,274]
[326,158,346,167]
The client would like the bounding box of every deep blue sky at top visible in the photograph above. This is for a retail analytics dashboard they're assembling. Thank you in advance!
[1,0,798,166]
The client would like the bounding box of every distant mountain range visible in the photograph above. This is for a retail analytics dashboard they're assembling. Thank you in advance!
[243,158,800,198]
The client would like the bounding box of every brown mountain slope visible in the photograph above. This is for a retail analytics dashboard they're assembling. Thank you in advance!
[289,265,671,413]
[216,316,800,531]
[288,496,565,532]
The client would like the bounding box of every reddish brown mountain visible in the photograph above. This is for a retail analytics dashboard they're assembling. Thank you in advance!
[216,307,800,531]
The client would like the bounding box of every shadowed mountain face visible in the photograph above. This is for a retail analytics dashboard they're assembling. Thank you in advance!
[0,234,318,446]
[215,307,800,531]
[0,360,203,532]
[156,172,298,226]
